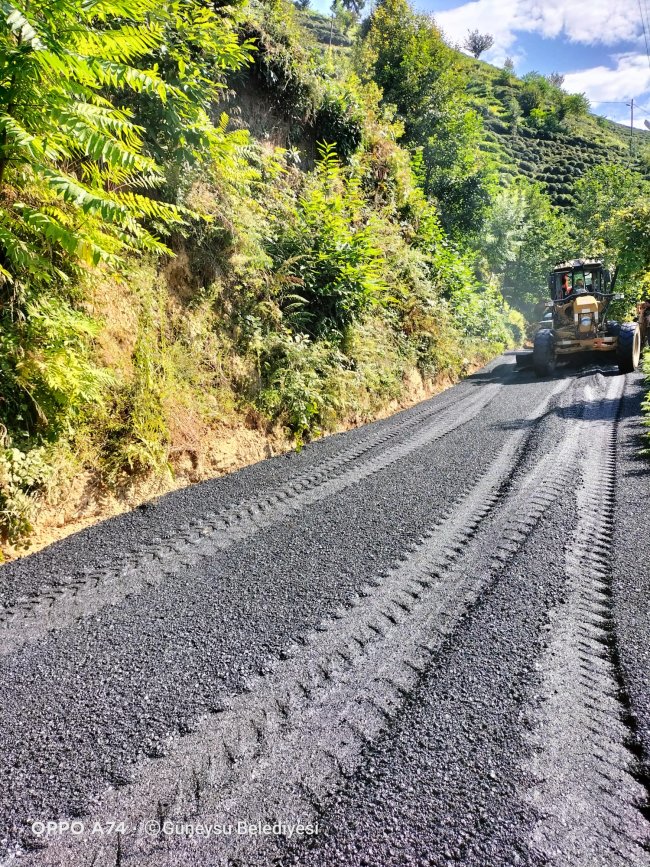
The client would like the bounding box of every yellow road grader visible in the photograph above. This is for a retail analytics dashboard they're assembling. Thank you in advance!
[517,259,643,377]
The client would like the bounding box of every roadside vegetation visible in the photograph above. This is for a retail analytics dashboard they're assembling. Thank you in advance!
[1,0,650,553]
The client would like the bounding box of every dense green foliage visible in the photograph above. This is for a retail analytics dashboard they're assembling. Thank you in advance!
[3,0,649,550]
[0,0,250,282]
[0,0,253,447]
[358,0,495,239]
[266,143,386,337]
[570,164,650,308]
[479,178,571,313]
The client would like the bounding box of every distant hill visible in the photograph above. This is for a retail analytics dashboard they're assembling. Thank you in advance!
[296,8,352,48]
[296,8,649,210]
[460,54,650,209]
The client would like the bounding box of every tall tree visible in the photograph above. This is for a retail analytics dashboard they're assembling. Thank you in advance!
[480,179,570,313]
[359,0,496,239]
[463,29,494,59]
[359,0,457,129]
[339,0,365,14]
[572,164,645,259]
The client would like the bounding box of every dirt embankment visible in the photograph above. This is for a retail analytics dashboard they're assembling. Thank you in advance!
[1,365,467,563]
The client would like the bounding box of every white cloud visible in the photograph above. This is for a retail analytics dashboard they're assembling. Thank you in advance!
[433,0,522,57]
[522,0,644,46]
[490,46,526,70]
[563,52,650,102]
[433,0,645,56]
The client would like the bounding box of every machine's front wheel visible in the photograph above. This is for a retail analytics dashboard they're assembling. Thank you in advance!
[617,322,641,374]
[515,351,533,368]
[533,329,556,378]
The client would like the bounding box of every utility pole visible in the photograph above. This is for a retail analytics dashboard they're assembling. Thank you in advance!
[630,97,634,157]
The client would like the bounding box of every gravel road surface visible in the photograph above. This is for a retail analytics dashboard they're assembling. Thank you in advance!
[0,354,648,867]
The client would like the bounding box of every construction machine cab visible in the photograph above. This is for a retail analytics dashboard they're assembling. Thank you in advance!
[547,260,612,301]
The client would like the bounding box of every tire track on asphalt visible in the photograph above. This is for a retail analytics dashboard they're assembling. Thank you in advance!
[523,373,650,867]
[0,382,504,657]
[14,378,578,867]
[0,370,478,600]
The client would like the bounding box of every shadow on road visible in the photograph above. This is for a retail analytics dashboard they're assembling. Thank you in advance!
[475,352,623,389]
[495,363,647,439]
[465,360,518,385]
[497,394,624,433]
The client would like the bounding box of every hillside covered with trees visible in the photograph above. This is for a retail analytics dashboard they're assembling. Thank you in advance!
[1,0,649,554]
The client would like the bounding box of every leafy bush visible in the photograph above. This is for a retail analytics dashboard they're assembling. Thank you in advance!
[0,0,252,288]
[518,81,544,116]
[0,444,51,545]
[0,296,108,442]
[504,95,522,129]
[266,143,387,338]
[134,2,254,158]
[528,108,561,133]
[560,93,590,118]
[444,278,517,345]
[572,164,647,262]
[478,178,571,313]
[96,287,171,481]
[257,332,345,444]
[256,317,408,444]
[313,89,364,163]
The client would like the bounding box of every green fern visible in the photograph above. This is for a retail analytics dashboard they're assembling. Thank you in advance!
[0,0,254,287]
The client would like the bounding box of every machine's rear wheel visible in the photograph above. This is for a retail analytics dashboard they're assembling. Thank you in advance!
[617,322,641,374]
[533,329,556,378]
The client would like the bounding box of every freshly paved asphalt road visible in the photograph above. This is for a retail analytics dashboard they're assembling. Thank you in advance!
[0,354,648,867]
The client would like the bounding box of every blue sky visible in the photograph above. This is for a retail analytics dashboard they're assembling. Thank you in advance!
[311,0,650,128]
